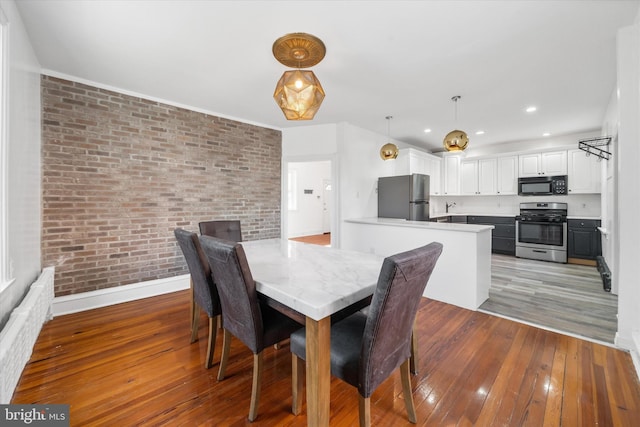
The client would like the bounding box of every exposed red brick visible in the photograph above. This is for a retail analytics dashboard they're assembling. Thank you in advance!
[41,76,282,296]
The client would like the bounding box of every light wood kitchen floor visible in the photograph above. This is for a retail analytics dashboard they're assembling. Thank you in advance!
[480,254,618,344]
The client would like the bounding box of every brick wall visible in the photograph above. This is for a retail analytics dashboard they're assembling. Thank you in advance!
[41,76,282,296]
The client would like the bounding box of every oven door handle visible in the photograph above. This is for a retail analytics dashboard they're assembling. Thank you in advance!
[516,220,567,226]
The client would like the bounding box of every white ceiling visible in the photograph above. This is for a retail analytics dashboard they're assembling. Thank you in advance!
[14,0,640,152]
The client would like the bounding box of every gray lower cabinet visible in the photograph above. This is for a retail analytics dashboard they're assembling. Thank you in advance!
[450,215,467,223]
[467,216,516,255]
[429,215,467,223]
[568,219,602,260]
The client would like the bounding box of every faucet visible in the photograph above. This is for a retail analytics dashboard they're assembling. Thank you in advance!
[446,202,456,213]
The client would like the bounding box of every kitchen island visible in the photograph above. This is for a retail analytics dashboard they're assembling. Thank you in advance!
[342,217,493,311]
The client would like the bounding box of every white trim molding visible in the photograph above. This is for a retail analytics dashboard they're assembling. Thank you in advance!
[53,274,190,316]
[0,5,10,291]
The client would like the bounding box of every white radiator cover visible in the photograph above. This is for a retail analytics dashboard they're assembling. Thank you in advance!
[0,267,55,403]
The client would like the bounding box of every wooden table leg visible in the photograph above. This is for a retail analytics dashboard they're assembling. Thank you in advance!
[305,316,330,427]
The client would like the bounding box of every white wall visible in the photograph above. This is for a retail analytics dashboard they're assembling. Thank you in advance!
[602,91,619,294]
[282,121,404,246]
[613,19,640,357]
[287,160,331,238]
[0,0,42,329]
[336,122,399,223]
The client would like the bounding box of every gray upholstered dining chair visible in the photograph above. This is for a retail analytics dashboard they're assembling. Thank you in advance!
[290,242,443,427]
[199,220,242,242]
[198,235,303,422]
[174,228,221,369]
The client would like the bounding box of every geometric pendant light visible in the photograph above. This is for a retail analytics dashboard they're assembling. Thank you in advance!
[380,115,399,160]
[272,33,326,120]
[443,95,469,151]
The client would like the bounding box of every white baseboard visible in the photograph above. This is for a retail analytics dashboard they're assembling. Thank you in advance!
[53,274,190,316]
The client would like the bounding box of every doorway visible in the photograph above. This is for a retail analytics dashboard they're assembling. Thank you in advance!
[285,160,333,243]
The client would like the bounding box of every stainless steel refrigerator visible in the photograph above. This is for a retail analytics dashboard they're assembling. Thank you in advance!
[377,174,430,221]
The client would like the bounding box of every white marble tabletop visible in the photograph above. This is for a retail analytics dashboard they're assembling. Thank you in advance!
[240,238,384,321]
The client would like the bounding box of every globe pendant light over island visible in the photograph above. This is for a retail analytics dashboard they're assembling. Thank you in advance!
[443,96,469,151]
[272,33,326,120]
[380,116,399,160]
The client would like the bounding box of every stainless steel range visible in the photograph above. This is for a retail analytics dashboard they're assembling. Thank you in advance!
[515,202,568,263]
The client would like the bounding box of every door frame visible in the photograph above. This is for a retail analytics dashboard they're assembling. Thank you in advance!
[282,154,339,247]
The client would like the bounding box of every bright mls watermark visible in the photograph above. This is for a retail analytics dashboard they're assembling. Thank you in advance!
[1,405,69,426]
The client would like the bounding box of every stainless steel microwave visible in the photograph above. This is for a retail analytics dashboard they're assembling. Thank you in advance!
[518,175,567,196]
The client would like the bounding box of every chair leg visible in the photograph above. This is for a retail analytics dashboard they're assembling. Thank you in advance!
[400,359,417,423]
[190,279,199,343]
[248,352,263,422]
[410,324,418,375]
[205,315,218,369]
[217,329,231,381]
[359,394,371,427]
[291,354,304,415]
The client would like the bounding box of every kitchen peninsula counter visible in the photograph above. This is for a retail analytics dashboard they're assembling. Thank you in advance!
[431,212,517,219]
[342,217,493,310]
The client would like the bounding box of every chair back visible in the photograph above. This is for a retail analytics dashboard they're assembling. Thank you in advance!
[360,242,443,397]
[174,228,220,318]
[199,220,242,242]
[199,236,264,353]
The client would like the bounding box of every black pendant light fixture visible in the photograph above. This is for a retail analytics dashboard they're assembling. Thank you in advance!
[443,95,469,151]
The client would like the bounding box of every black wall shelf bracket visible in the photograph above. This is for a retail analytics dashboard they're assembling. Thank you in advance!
[578,136,612,160]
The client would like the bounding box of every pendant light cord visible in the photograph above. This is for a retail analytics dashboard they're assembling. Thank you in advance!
[386,115,393,141]
[452,95,461,127]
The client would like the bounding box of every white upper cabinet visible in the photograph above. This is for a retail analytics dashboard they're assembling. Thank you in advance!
[478,158,498,195]
[518,150,567,177]
[425,156,442,195]
[461,158,498,195]
[460,160,479,195]
[496,155,518,195]
[442,154,461,195]
[395,148,442,195]
[567,149,601,194]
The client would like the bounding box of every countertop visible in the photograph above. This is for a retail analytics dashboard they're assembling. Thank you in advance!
[345,217,494,233]
[431,212,516,218]
[431,212,601,220]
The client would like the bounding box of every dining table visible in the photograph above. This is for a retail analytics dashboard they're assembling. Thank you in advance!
[240,238,385,427]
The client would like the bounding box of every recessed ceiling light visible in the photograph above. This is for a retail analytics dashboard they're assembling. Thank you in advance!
[475,130,485,135]
[543,132,551,137]
[424,128,432,133]
[526,106,537,113]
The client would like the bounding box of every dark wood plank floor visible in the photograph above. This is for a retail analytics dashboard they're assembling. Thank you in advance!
[12,290,640,426]
[481,254,618,343]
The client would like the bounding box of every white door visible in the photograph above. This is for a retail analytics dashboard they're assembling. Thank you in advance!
[322,179,332,233]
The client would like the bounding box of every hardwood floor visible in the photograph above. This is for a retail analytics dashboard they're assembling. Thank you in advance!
[289,233,331,246]
[12,290,640,426]
[293,234,615,344]
[481,254,618,344]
